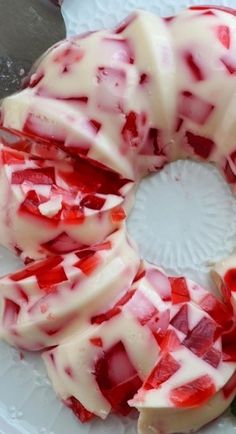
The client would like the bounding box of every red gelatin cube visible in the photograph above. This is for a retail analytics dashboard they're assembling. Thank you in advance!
[28,71,44,88]
[221,57,236,75]
[95,341,142,415]
[183,317,220,357]
[11,256,63,281]
[123,290,157,326]
[91,290,136,324]
[122,111,139,146]
[164,16,175,22]
[91,306,121,324]
[3,299,20,327]
[74,254,101,276]
[148,310,170,345]
[169,277,190,304]
[2,148,25,165]
[223,371,236,398]
[160,329,181,353]
[184,52,204,81]
[171,304,189,335]
[39,311,77,336]
[146,268,171,301]
[42,232,83,254]
[202,347,221,368]
[143,353,180,390]
[133,267,146,283]
[61,206,85,224]
[17,288,29,303]
[170,374,216,408]
[64,366,73,378]
[175,117,184,132]
[90,337,103,347]
[96,66,126,112]
[217,25,230,49]
[19,190,58,226]
[65,396,95,423]
[179,91,214,125]
[80,194,105,210]
[139,73,150,85]
[37,265,68,291]
[222,322,236,362]
[12,167,55,185]
[19,190,40,214]
[224,268,236,292]
[75,249,94,260]
[114,12,137,34]
[111,207,126,223]
[53,44,84,65]
[88,119,101,135]
[199,293,232,328]
[186,131,215,159]
[190,6,236,17]
[224,152,236,183]
[141,128,165,156]
[60,157,130,196]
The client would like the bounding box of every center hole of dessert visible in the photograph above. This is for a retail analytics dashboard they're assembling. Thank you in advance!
[127,160,235,278]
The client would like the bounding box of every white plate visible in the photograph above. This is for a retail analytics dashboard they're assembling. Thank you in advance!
[1,0,236,433]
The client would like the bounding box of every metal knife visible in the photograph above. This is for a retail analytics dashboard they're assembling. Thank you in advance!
[0,0,66,98]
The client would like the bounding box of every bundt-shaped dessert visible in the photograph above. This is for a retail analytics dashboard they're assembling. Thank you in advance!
[0,5,236,434]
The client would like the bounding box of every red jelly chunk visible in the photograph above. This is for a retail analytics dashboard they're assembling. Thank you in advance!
[169,277,190,304]
[224,268,236,293]
[222,323,236,362]
[96,66,126,113]
[10,255,66,293]
[184,52,204,81]
[19,190,59,227]
[199,293,232,329]
[122,111,140,148]
[224,152,236,183]
[160,329,181,353]
[202,347,221,368]
[3,299,20,328]
[223,371,236,398]
[65,396,95,423]
[95,341,142,415]
[10,256,63,282]
[42,232,83,254]
[12,167,55,185]
[143,353,180,390]
[170,375,216,407]
[0,126,68,161]
[216,25,231,49]
[91,289,136,324]
[141,128,165,156]
[2,148,25,165]
[186,131,215,159]
[170,304,189,335]
[60,157,130,196]
[114,12,137,34]
[111,207,126,223]
[190,6,236,17]
[80,194,105,210]
[221,57,236,75]
[74,254,101,276]
[179,91,214,125]
[183,317,220,357]
[36,265,67,291]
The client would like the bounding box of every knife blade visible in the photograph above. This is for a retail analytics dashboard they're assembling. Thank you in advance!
[0,0,66,98]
